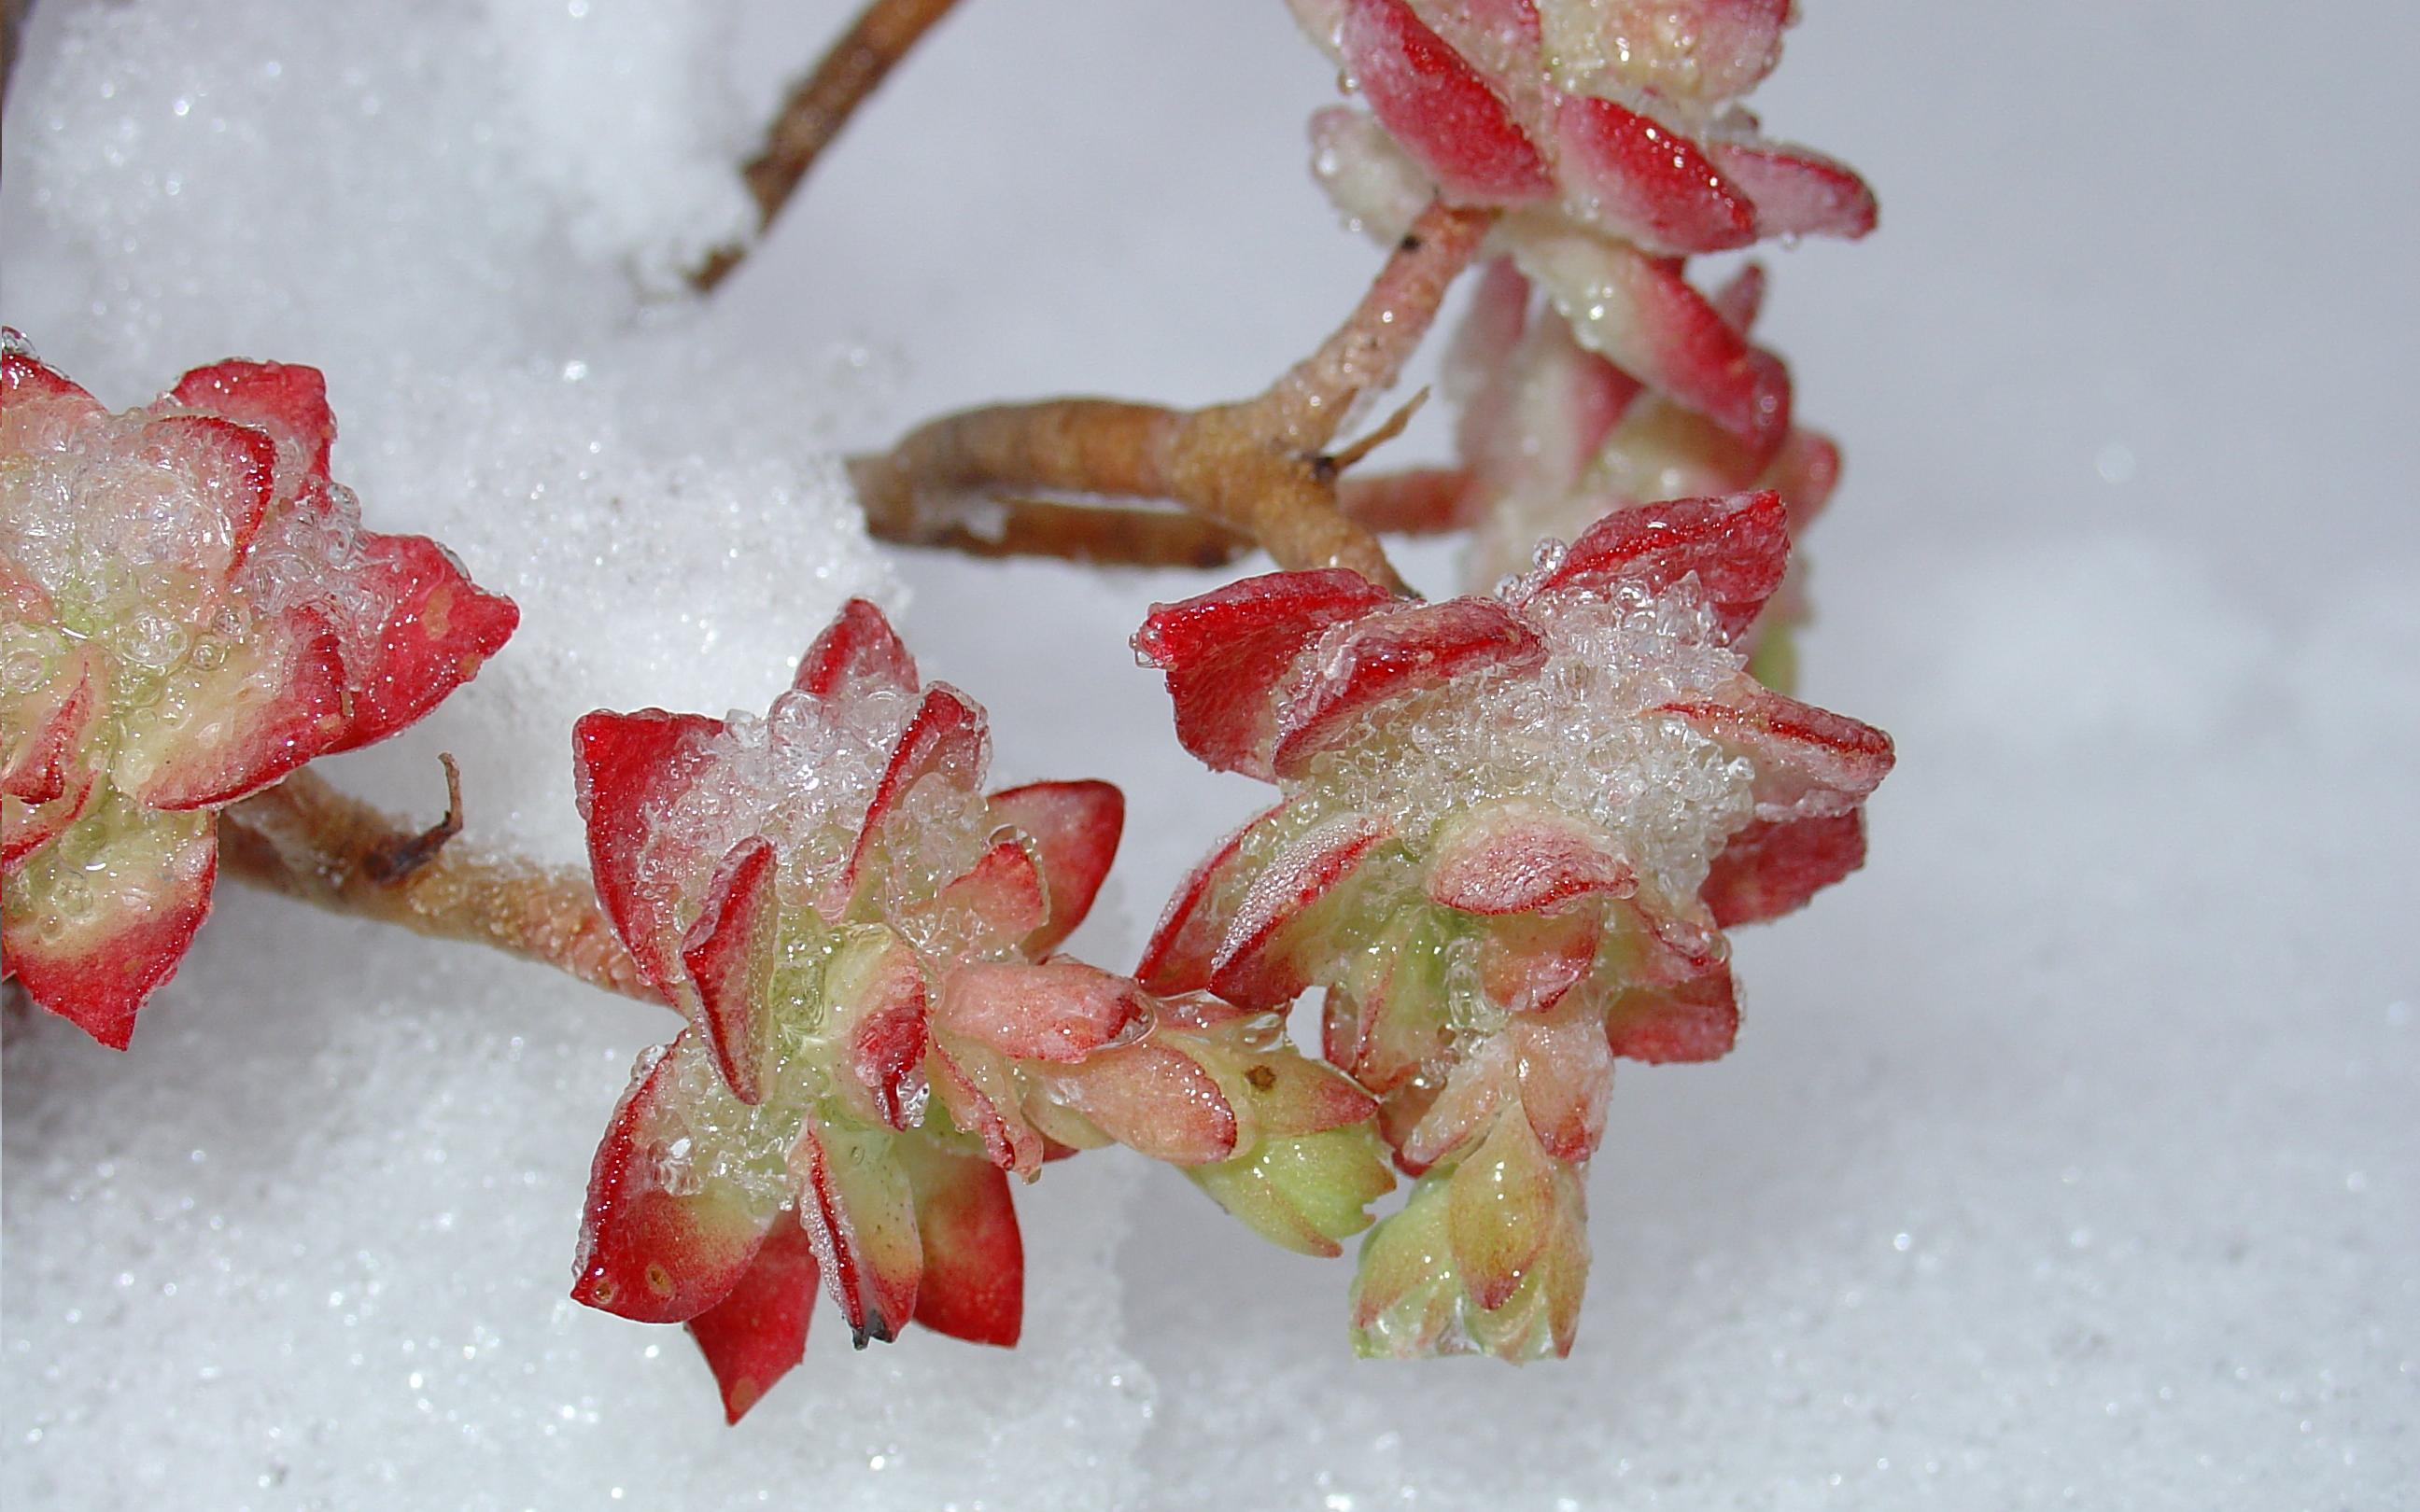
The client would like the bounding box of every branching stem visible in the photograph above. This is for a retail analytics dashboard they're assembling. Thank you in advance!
[851,201,1498,593]
[694,0,965,289]
[218,765,666,1007]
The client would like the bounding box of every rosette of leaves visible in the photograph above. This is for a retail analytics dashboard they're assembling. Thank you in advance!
[1,334,518,1047]
[571,600,1387,1421]
[1444,255,1840,675]
[1288,0,1873,505]
[1133,491,1892,1358]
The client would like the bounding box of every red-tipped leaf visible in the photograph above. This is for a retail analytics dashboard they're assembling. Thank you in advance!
[685,1216,821,1424]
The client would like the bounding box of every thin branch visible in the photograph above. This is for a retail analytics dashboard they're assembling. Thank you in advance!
[850,200,1498,593]
[218,765,666,1008]
[694,0,965,289]
[1336,465,1482,535]
[3,0,33,129]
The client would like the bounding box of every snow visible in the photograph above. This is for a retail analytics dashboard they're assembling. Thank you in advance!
[5,0,2415,1508]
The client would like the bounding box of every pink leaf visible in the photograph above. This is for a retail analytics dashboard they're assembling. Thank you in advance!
[168,359,339,487]
[897,1140,1024,1348]
[1134,570,1393,780]
[2,800,217,1050]
[1210,812,1394,1011]
[986,779,1124,956]
[1271,597,1547,777]
[1476,905,1603,1016]
[1708,260,1766,336]
[1657,679,1894,817]
[926,1032,1045,1177]
[573,707,726,994]
[684,1216,820,1424]
[324,531,520,753]
[1519,232,1786,455]
[0,347,106,453]
[1341,0,1555,203]
[1135,802,1284,995]
[831,684,987,913]
[791,1120,922,1347]
[1447,1103,1559,1310]
[120,608,350,811]
[1512,1003,1613,1162]
[1705,137,1878,241]
[1701,809,1866,927]
[572,1037,773,1323]
[1603,963,1738,1063]
[1425,801,1632,915]
[792,596,919,702]
[1552,92,1755,253]
[1760,426,1841,531]
[1531,489,1791,639]
[679,834,780,1105]
[1031,1041,1240,1166]
[822,929,931,1130]
[930,834,1050,948]
[936,959,1147,1064]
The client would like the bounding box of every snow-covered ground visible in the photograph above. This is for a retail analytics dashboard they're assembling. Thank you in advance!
[5,2,2413,1507]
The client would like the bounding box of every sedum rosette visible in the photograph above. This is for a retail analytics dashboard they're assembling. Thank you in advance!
[571,599,1387,1421]
[1287,0,1871,539]
[1133,491,1892,1358]
[1,333,518,1047]
[1445,254,1840,666]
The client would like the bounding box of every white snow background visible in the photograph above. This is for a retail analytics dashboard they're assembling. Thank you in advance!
[3,1,2414,1507]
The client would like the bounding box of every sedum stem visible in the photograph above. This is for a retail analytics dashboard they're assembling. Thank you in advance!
[218,764,666,1007]
[850,200,1499,594]
[694,0,966,289]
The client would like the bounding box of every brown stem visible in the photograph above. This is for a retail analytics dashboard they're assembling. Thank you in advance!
[3,0,33,128]
[693,0,965,289]
[1337,465,1482,535]
[851,200,1498,593]
[218,765,666,1007]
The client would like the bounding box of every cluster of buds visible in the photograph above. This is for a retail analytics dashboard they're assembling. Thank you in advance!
[1,335,517,1047]
[570,600,1390,1420]
[1134,491,1892,1357]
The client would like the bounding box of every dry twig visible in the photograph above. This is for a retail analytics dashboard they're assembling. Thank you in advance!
[851,200,1499,593]
[694,0,964,289]
[218,764,665,1006]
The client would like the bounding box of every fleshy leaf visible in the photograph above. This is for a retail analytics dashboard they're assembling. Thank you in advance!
[1270,597,1547,777]
[936,959,1147,1064]
[897,1139,1024,1348]
[1425,800,1631,915]
[1210,811,1393,1011]
[680,834,781,1105]
[1702,809,1866,927]
[572,1036,775,1323]
[791,1120,922,1347]
[1602,963,1739,1063]
[986,779,1124,955]
[1532,489,1790,638]
[572,707,726,993]
[1135,802,1284,996]
[792,595,918,703]
[1552,92,1755,254]
[1447,1104,1559,1310]
[1341,0,1555,203]
[1135,570,1393,780]
[1,795,216,1050]
[1030,1041,1239,1166]
[684,1215,820,1424]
